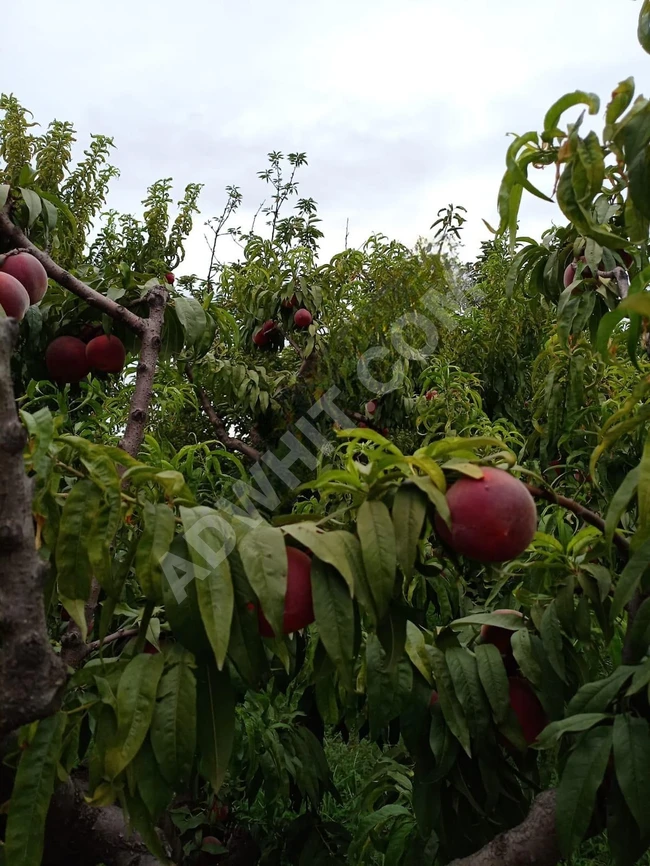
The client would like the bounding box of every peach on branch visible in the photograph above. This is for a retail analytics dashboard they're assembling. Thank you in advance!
[258,547,314,637]
[0,253,48,304]
[46,336,90,383]
[86,334,126,374]
[165,272,175,284]
[0,272,30,320]
[434,467,537,562]
[294,308,312,328]
[507,676,547,745]
[366,400,377,415]
[480,609,523,656]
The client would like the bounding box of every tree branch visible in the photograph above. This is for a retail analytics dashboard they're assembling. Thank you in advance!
[119,285,168,458]
[185,364,262,462]
[448,790,559,866]
[0,209,145,334]
[0,318,67,738]
[525,484,630,558]
[43,776,167,866]
[597,267,630,300]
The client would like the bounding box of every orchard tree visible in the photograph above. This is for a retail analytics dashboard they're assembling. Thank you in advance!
[2,7,650,866]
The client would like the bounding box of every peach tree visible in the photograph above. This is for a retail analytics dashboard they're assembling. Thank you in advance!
[2,8,650,865]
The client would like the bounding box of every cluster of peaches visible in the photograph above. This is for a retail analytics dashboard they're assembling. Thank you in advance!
[252,295,312,349]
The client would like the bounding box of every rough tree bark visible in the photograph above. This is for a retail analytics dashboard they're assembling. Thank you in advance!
[525,484,630,558]
[448,790,560,866]
[43,777,166,866]
[119,284,168,458]
[185,363,262,462]
[0,318,67,738]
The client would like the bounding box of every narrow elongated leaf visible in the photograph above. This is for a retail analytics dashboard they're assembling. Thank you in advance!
[133,737,174,821]
[605,466,640,545]
[238,521,287,637]
[311,558,354,686]
[150,652,197,786]
[5,713,66,866]
[19,187,42,227]
[556,726,613,856]
[511,629,543,686]
[181,506,234,667]
[105,653,165,779]
[392,484,427,577]
[366,633,413,739]
[612,536,650,619]
[136,502,176,602]
[429,646,471,756]
[283,524,366,601]
[357,500,396,620]
[404,620,433,685]
[536,714,610,749]
[446,647,490,739]
[640,0,650,54]
[161,536,211,658]
[175,296,207,348]
[613,713,650,836]
[56,479,102,602]
[475,643,510,724]
[196,661,235,794]
[543,91,600,140]
[566,667,635,715]
[540,600,566,682]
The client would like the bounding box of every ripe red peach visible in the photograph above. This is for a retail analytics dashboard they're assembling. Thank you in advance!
[0,253,48,304]
[0,272,30,320]
[366,400,377,415]
[46,336,90,383]
[258,547,314,637]
[507,677,547,745]
[86,334,126,373]
[434,467,537,562]
[294,308,312,328]
[480,609,523,656]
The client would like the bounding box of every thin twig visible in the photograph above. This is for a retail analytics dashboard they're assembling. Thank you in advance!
[185,364,262,462]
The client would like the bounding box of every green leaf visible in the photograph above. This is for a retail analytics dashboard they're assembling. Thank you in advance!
[366,633,413,739]
[612,536,650,620]
[0,183,9,209]
[429,646,471,756]
[605,466,640,546]
[636,432,650,548]
[626,597,650,662]
[556,725,613,856]
[136,502,176,603]
[475,643,510,725]
[18,187,42,227]
[105,653,165,779]
[566,667,635,715]
[161,536,211,658]
[238,521,287,637]
[283,523,366,602]
[620,292,650,319]
[639,0,650,55]
[543,91,600,141]
[150,652,197,787]
[540,600,566,682]
[536,714,610,749]
[446,647,490,739]
[133,737,174,821]
[404,620,433,685]
[196,660,235,795]
[4,713,66,866]
[451,612,526,631]
[357,500,397,620]
[122,790,171,863]
[175,296,207,348]
[181,506,234,669]
[311,558,354,687]
[613,714,650,836]
[56,479,102,603]
[392,484,427,578]
[606,78,635,126]
[511,629,543,687]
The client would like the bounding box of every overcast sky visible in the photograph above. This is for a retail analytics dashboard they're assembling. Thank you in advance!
[1,0,647,274]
